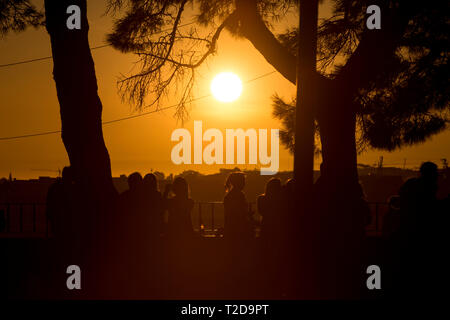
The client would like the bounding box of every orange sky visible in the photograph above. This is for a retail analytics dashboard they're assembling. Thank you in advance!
[0,1,449,179]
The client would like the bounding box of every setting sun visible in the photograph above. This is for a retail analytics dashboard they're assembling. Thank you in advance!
[210,72,243,102]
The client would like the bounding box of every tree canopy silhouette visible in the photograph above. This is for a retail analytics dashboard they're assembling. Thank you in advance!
[0,0,43,37]
[273,1,449,153]
[106,0,297,119]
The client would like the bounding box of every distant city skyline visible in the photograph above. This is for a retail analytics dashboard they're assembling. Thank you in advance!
[3,158,443,181]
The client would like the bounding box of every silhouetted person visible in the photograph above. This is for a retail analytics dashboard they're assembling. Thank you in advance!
[280,178,295,238]
[257,178,284,295]
[143,173,158,193]
[399,161,439,239]
[258,178,283,246]
[120,172,143,212]
[393,161,441,296]
[119,172,164,295]
[119,172,147,238]
[117,172,144,275]
[284,178,295,197]
[143,173,164,238]
[222,172,254,295]
[223,172,252,241]
[164,177,194,240]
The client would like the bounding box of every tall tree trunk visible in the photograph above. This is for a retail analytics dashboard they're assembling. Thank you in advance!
[293,0,319,298]
[45,0,114,196]
[294,0,364,298]
[316,90,365,298]
[318,97,358,187]
[45,0,117,297]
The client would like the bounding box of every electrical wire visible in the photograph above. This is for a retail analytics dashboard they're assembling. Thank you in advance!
[0,71,277,141]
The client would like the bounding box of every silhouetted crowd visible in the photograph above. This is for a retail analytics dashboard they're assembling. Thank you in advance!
[381,162,449,298]
[46,169,298,247]
[41,161,449,299]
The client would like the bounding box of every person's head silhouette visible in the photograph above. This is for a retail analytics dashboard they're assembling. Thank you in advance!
[285,178,294,191]
[265,178,282,197]
[172,177,189,198]
[128,172,143,191]
[420,161,438,182]
[226,172,246,192]
[143,173,158,192]
[388,195,401,210]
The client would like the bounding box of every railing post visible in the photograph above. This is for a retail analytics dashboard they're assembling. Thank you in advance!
[249,203,254,237]
[33,204,37,233]
[19,204,23,232]
[375,203,379,234]
[198,203,203,233]
[211,203,215,235]
[45,206,49,238]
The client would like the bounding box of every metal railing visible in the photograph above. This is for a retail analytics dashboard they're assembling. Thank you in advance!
[367,202,389,236]
[0,203,47,238]
[195,201,256,237]
[0,201,387,238]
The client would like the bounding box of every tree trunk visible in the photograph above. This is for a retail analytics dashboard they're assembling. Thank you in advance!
[293,0,319,298]
[45,0,117,297]
[45,0,114,196]
[317,97,358,187]
[316,89,365,298]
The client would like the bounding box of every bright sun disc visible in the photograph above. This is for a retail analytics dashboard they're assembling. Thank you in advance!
[210,72,243,102]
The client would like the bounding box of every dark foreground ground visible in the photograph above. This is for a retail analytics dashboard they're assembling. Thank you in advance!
[2,236,386,300]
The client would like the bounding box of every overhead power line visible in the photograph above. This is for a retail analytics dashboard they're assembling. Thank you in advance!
[0,55,52,68]
[0,71,277,141]
[0,21,196,68]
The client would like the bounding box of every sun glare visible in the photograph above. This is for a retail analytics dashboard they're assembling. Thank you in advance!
[210,72,243,103]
